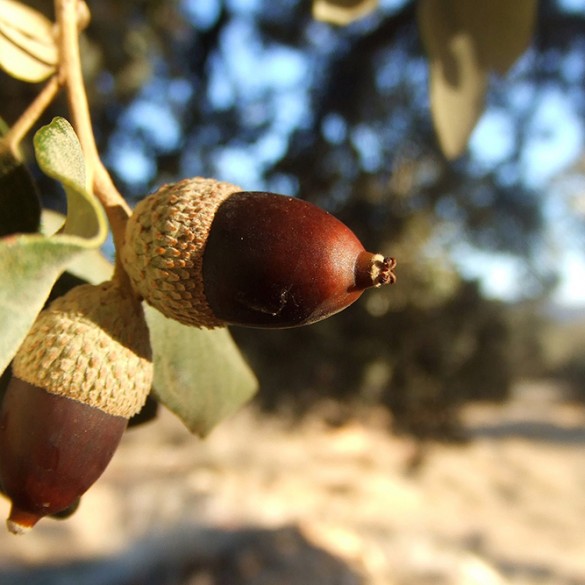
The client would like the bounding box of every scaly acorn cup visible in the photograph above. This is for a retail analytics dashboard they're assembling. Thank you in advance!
[122,177,397,329]
[0,281,153,534]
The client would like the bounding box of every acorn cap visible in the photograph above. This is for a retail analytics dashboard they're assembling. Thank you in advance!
[122,177,242,328]
[12,281,153,418]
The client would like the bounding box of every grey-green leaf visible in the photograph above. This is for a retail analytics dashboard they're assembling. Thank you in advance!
[0,234,90,375]
[0,0,57,82]
[312,0,378,26]
[34,117,107,243]
[0,120,108,375]
[448,0,537,75]
[418,0,488,159]
[146,306,258,437]
[40,209,115,284]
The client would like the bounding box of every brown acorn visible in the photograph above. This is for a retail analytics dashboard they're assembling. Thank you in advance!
[0,281,152,533]
[122,177,396,329]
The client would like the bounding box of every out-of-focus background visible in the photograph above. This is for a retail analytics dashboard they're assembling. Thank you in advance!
[2,0,585,583]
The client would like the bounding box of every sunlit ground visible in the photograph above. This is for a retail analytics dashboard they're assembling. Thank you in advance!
[0,380,584,585]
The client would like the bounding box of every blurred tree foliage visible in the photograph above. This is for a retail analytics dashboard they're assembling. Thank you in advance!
[3,0,583,438]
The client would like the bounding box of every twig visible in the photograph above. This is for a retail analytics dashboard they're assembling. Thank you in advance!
[55,0,97,186]
[4,76,61,151]
[54,0,131,281]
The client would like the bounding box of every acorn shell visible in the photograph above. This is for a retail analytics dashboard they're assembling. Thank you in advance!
[11,281,153,419]
[0,377,127,533]
[122,177,242,328]
[202,191,368,327]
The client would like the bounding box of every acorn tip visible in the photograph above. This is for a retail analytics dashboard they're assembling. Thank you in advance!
[7,506,41,534]
[377,256,397,286]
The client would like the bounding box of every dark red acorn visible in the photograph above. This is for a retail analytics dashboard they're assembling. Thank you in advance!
[122,177,396,329]
[203,191,396,327]
[0,378,127,533]
[0,281,153,533]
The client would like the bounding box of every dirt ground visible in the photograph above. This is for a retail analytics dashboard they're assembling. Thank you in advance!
[0,380,584,585]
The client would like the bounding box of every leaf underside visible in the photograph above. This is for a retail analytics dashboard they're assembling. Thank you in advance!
[146,306,259,437]
[312,0,378,26]
[0,118,107,374]
[418,0,536,159]
[0,0,57,82]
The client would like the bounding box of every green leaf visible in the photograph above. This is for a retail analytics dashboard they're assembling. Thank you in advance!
[145,306,258,437]
[418,0,487,159]
[34,117,107,243]
[448,0,537,75]
[312,0,378,25]
[418,0,536,158]
[0,119,108,375]
[40,209,115,284]
[0,0,57,82]
[0,235,94,375]
[0,142,41,236]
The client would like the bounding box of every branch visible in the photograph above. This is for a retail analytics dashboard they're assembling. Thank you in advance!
[54,0,131,281]
[4,76,61,152]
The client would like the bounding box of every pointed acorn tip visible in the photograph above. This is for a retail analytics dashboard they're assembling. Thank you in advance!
[375,256,397,286]
[354,253,397,290]
[6,506,42,535]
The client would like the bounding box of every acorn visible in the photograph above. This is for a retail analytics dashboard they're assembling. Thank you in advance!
[0,281,152,534]
[122,177,396,329]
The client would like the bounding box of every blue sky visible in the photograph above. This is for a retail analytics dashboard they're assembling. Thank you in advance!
[464,84,585,305]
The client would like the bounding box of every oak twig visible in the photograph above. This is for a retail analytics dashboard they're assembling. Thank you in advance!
[55,0,132,283]
[4,76,62,152]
